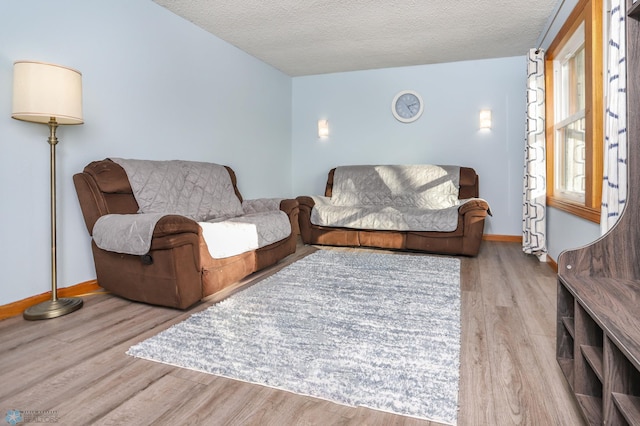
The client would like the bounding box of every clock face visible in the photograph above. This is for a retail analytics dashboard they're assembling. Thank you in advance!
[392,90,424,123]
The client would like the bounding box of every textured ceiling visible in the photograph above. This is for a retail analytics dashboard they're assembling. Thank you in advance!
[153,0,558,76]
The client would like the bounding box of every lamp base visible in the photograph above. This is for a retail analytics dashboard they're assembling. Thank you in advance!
[23,297,83,321]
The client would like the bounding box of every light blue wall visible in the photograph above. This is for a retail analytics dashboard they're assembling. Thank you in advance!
[292,56,527,237]
[0,0,292,305]
[537,0,602,261]
[0,0,604,307]
[547,208,601,260]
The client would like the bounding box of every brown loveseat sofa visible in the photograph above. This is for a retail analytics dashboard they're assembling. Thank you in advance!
[297,165,490,256]
[74,158,298,309]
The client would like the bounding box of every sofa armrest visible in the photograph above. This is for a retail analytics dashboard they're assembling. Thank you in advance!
[93,213,201,256]
[278,199,300,236]
[295,196,317,241]
[458,199,491,216]
[296,195,316,210]
[241,198,299,235]
[279,198,299,215]
[153,215,200,237]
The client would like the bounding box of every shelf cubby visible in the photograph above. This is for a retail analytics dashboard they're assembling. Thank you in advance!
[574,394,603,426]
[556,281,575,386]
[612,393,640,426]
[581,345,603,382]
[629,0,640,18]
[562,316,575,338]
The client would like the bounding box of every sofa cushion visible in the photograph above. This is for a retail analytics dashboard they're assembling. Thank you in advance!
[331,165,460,209]
[310,196,463,232]
[199,211,292,258]
[242,198,283,214]
[111,158,244,221]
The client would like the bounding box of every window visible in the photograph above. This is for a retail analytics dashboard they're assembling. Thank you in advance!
[555,24,586,203]
[546,0,603,222]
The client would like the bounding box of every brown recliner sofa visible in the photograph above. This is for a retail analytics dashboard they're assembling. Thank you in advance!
[297,165,490,256]
[73,159,298,309]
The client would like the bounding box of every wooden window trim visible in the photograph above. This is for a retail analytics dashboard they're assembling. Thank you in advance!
[545,0,603,223]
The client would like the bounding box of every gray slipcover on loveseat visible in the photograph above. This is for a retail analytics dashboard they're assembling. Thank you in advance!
[297,165,490,256]
[74,158,298,309]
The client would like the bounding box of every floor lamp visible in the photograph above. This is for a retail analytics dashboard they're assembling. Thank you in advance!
[12,60,85,320]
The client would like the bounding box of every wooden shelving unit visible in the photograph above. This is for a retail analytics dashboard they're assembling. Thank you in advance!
[557,277,640,425]
[556,1,640,425]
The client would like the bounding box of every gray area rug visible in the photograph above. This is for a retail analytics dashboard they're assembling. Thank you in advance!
[127,250,461,424]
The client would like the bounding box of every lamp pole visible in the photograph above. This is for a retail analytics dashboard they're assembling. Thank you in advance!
[12,61,85,320]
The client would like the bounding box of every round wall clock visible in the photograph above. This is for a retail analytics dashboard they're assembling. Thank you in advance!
[391,90,424,123]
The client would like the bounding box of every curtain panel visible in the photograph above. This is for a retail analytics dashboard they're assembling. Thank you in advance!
[522,49,547,257]
[601,0,627,234]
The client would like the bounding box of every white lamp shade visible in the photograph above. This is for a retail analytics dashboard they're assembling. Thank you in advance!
[12,61,83,125]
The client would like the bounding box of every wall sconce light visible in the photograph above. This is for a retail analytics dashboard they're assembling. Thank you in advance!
[479,109,492,129]
[12,60,84,320]
[318,119,329,138]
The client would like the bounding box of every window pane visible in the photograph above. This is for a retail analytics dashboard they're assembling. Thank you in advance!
[555,23,585,122]
[555,117,586,201]
[558,46,585,119]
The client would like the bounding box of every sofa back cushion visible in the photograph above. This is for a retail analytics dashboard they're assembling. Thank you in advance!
[330,165,461,209]
[111,158,244,221]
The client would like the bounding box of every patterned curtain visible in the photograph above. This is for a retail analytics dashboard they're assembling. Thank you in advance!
[601,0,627,233]
[523,49,547,258]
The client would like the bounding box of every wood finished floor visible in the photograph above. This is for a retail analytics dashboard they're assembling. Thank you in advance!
[0,241,585,425]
